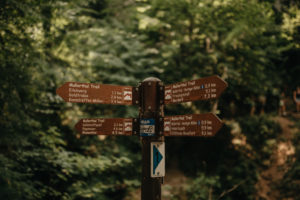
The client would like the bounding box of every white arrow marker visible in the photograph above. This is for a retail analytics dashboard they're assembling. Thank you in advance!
[151,142,165,177]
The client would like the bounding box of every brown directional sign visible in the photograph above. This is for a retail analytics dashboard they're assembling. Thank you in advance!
[75,118,133,135]
[163,113,223,137]
[56,82,133,105]
[164,75,227,104]
[58,77,227,200]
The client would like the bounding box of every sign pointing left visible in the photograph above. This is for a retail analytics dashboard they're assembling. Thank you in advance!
[75,118,133,135]
[56,82,133,105]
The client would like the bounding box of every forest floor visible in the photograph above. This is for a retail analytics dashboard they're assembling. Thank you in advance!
[161,168,189,199]
[125,167,189,200]
[125,113,300,200]
[255,114,299,200]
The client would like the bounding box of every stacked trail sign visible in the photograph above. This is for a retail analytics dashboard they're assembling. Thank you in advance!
[56,75,227,200]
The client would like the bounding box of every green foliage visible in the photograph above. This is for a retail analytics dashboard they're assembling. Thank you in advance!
[180,116,281,199]
[279,119,300,199]
[187,173,221,200]
[238,115,281,165]
[1,0,300,199]
[138,0,283,85]
[183,145,258,200]
[0,0,145,199]
[133,0,295,117]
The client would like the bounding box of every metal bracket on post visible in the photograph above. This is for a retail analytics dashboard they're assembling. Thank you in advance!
[132,118,140,136]
[157,82,165,185]
[158,117,164,136]
[132,86,140,106]
[158,82,165,106]
[140,77,164,200]
[157,82,164,136]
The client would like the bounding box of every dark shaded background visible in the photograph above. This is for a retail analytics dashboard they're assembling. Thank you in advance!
[1,0,300,199]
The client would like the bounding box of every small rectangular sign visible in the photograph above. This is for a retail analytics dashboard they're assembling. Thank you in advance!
[56,82,133,105]
[164,113,223,137]
[140,119,155,136]
[151,142,165,178]
[164,75,227,104]
[75,118,133,135]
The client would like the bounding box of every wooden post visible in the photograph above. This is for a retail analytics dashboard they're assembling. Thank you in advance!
[140,77,164,200]
[57,76,227,200]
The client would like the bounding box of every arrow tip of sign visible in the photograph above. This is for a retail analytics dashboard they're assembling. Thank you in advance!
[213,75,228,87]
[211,113,224,135]
[204,113,224,136]
[74,120,82,132]
[56,83,69,101]
[210,75,228,98]
[56,86,62,96]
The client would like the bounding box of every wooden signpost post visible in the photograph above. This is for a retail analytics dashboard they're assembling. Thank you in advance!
[57,75,227,200]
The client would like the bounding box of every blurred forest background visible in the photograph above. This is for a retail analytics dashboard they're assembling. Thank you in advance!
[1,0,300,199]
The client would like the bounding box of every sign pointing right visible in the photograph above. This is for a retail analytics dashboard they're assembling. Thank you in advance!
[163,113,223,137]
[75,118,133,136]
[164,75,227,104]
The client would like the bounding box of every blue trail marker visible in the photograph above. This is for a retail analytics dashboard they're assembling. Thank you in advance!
[140,119,155,136]
[153,145,163,174]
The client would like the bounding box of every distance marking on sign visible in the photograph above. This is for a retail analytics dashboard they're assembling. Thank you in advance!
[164,75,227,104]
[75,118,133,135]
[56,82,133,105]
[163,113,223,137]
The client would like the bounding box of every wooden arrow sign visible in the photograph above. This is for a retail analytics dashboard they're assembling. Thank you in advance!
[56,82,133,105]
[163,113,223,137]
[164,75,227,104]
[75,118,133,135]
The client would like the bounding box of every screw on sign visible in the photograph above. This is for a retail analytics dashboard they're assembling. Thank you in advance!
[56,76,227,200]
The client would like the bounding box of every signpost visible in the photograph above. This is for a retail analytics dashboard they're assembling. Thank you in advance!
[56,75,227,200]
[56,82,133,105]
[163,113,223,137]
[164,75,227,104]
